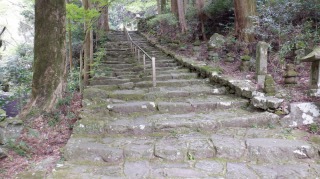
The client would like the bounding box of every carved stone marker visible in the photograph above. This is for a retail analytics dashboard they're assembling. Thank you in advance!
[256,41,269,87]
[284,64,297,85]
[301,47,320,96]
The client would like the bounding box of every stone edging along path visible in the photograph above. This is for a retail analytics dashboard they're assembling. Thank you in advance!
[139,32,285,113]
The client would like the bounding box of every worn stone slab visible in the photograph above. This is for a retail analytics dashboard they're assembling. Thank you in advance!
[226,163,258,179]
[107,101,156,114]
[195,160,224,175]
[89,78,130,86]
[151,167,209,178]
[124,142,154,159]
[50,162,124,179]
[246,138,316,163]
[118,82,135,89]
[283,102,320,127]
[211,135,246,160]
[188,138,216,159]
[154,138,188,161]
[124,161,150,178]
[109,89,145,100]
[157,102,194,114]
[250,164,312,179]
[64,138,123,163]
[218,111,279,128]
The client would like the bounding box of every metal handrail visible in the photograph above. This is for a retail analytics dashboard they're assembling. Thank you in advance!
[124,28,156,87]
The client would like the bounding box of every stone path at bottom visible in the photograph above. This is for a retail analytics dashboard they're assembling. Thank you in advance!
[48,31,320,178]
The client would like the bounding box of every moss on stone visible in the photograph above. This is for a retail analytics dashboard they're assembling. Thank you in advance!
[310,136,320,145]
[264,75,276,96]
[285,70,298,77]
[241,55,251,61]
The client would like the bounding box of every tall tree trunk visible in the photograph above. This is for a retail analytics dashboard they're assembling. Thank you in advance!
[177,0,187,33]
[171,0,178,17]
[234,0,257,43]
[83,0,90,86]
[31,0,66,111]
[157,0,161,14]
[97,6,109,42]
[196,0,206,40]
[66,0,72,71]
[68,18,72,71]
[161,0,166,13]
[89,29,94,77]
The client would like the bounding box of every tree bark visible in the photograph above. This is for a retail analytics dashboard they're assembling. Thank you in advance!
[177,0,187,33]
[196,0,206,40]
[161,0,166,13]
[31,0,66,111]
[68,18,73,71]
[157,0,161,14]
[171,0,178,17]
[234,0,257,43]
[83,0,90,86]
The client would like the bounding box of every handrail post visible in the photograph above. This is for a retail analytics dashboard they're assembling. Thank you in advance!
[143,54,146,72]
[152,57,156,87]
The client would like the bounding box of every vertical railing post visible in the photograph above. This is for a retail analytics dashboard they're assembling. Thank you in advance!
[152,57,156,87]
[143,54,146,72]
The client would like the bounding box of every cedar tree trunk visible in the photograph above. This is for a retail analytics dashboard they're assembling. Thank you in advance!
[32,0,66,111]
[234,0,257,42]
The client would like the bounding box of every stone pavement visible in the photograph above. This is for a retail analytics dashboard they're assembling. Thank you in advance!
[45,31,320,178]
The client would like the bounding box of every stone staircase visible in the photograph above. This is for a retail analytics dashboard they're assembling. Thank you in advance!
[50,31,320,178]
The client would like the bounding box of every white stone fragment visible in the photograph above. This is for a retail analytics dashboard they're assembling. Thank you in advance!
[150,102,156,108]
[107,105,113,109]
[56,164,64,168]
[289,121,298,128]
[302,113,314,125]
[297,103,320,117]
[293,149,307,157]
[220,102,232,106]
[139,125,145,130]
[141,105,147,109]
[79,124,85,128]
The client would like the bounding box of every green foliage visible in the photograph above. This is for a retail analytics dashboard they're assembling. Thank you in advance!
[203,0,233,16]
[7,139,30,157]
[56,96,72,108]
[254,0,320,58]
[309,123,319,133]
[67,69,80,92]
[126,0,156,14]
[147,13,178,27]
[44,111,61,127]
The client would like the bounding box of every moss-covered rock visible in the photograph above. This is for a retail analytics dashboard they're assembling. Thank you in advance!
[241,55,251,61]
[264,75,276,96]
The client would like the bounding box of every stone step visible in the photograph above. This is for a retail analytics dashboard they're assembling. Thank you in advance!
[143,62,179,68]
[99,63,134,69]
[83,84,227,103]
[64,127,317,166]
[84,94,249,116]
[135,79,206,88]
[142,73,198,81]
[129,73,198,83]
[89,78,130,86]
[49,159,320,179]
[74,109,277,136]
